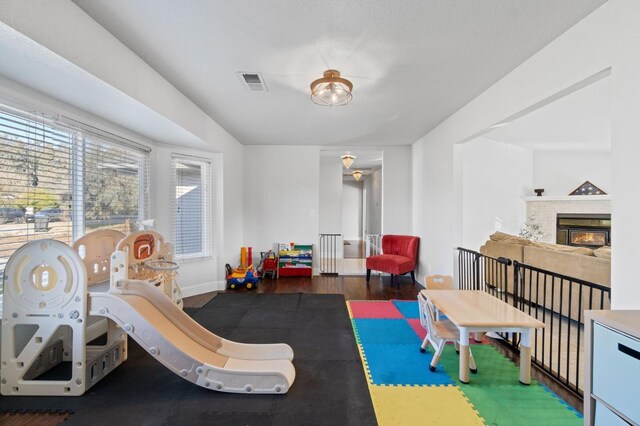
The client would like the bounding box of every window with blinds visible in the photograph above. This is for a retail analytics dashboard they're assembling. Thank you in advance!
[0,103,150,283]
[171,155,211,259]
[81,134,149,233]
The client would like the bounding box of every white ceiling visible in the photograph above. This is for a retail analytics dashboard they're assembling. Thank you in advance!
[71,0,607,147]
[0,24,205,149]
[483,76,611,151]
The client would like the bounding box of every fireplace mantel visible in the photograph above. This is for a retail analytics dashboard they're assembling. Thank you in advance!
[524,195,610,202]
[524,196,611,244]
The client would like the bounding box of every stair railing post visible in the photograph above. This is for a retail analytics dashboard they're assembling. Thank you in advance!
[513,260,520,308]
[473,251,481,290]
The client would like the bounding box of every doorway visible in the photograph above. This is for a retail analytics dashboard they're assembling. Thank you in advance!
[340,152,382,275]
[341,178,364,274]
[318,150,382,275]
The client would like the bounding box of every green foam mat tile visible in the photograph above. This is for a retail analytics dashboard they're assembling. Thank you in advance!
[438,345,582,426]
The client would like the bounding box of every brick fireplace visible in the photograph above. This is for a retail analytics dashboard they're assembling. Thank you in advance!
[524,195,611,244]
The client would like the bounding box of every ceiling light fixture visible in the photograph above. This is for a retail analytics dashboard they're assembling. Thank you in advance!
[351,170,363,181]
[310,69,353,106]
[341,154,356,169]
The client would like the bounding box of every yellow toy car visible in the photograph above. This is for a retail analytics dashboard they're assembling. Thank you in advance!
[225,264,259,290]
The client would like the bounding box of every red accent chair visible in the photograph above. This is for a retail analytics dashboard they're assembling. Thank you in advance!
[366,235,420,288]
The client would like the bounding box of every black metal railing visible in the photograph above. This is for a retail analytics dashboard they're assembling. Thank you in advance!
[457,248,518,347]
[319,233,341,275]
[456,248,611,399]
[457,248,480,290]
[457,248,512,301]
[513,261,610,397]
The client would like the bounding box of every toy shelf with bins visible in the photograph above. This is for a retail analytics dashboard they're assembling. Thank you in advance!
[278,244,312,277]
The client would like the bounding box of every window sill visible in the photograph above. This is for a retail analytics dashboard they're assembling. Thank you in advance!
[176,254,213,264]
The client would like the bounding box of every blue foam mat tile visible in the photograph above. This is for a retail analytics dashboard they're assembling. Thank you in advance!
[360,342,456,386]
[392,300,420,319]
[353,318,419,345]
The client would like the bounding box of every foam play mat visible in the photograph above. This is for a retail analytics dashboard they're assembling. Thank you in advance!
[348,300,583,426]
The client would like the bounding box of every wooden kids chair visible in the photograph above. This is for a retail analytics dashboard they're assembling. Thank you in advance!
[425,274,454,290]
[418,291,477,374]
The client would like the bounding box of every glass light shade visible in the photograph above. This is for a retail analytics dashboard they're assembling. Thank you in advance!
[351,170,363,181]
[310,69,353,106]
[341,154,355,169]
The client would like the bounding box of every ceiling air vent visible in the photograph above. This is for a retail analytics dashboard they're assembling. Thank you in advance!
[238,72,268,91]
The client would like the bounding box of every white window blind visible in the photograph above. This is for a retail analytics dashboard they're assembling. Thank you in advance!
[81,133,150,233]
[171,154,211,259]
[0,102,150,283]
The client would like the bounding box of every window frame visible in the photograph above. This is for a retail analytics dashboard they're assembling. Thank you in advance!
[170,153,212,261]
[0,100,151,273]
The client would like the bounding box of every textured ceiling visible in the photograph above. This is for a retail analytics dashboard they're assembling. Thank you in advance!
[484,76,610,151]
[73,0,607,146]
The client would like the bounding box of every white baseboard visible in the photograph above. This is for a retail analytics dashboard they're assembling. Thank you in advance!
[181,280,225,298]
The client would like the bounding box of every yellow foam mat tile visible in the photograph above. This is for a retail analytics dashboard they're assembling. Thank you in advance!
[346,300,354,318]
[369,385,484,426]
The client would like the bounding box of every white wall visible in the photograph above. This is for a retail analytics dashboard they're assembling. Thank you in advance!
[341,181,362,240]
[382,146,413,234]
[319,157,343,258]
[412,0,640,308]
[533,151,611,196]
[243,145,412,272]
[243,146,320,268]
[461,137,533,251]
[0,1,245,294]
[364,168,382,235]
[319,158,342,234]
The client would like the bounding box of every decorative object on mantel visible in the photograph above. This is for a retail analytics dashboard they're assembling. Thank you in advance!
[569,180,607,196]
[519,215,545,241]
[534,188,544,197]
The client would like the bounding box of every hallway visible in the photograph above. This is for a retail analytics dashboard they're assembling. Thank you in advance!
[341,240,367,275]
[343,240,365,258]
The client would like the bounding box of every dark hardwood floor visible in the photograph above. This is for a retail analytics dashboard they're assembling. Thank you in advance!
[185,274,421,307]
[0,412,71,426]
[2,274,420,426]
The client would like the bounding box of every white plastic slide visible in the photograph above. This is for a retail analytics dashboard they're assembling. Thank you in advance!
[2,238,294,396]
[89,280,295,394]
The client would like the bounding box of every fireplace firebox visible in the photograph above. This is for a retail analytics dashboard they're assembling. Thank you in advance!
[556,214,611,248]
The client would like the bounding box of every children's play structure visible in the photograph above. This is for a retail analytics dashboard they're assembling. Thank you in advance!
[1,230,295,396]
[115,230,184,308]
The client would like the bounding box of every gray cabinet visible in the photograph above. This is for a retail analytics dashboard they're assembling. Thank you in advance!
[585,310,640,426]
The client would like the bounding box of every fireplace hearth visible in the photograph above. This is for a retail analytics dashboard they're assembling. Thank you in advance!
[556,214,611,248]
